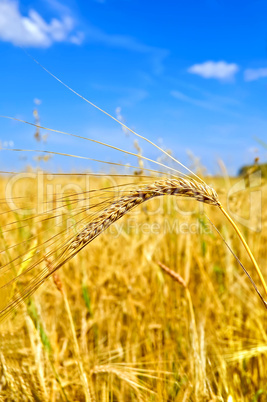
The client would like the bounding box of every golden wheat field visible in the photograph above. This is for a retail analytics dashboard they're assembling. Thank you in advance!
[0,164,267,401]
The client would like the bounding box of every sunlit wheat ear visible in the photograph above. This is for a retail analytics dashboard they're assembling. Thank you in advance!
[67,178,219,253]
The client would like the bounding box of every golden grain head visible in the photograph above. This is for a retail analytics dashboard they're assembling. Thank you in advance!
[69,177,219,253]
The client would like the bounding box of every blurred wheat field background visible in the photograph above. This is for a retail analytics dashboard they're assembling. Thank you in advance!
[0,158,267,400]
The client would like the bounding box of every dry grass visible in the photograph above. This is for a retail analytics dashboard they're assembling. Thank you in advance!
[0,172,266,401]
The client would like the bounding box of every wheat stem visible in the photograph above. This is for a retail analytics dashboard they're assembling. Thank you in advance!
[51,271,93,402]
[219,204,267,297]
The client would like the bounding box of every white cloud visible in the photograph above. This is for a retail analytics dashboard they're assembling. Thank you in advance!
[0,0,83,47]
[188,61,239,81]
[244,68,267,82]
[69,31,84,45]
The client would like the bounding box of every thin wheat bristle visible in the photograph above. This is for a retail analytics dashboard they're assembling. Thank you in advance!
[69,178,219,252]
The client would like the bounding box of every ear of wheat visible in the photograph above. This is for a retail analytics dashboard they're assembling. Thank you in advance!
[0,57,266,321]
[69,178,219,251]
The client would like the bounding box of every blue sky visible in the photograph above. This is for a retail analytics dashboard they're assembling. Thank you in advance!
[0,0,267,175]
